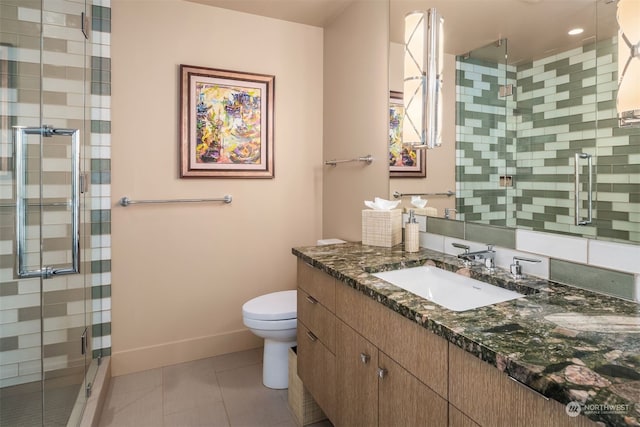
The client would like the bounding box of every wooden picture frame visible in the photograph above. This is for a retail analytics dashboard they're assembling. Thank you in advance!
[180,65,274,178]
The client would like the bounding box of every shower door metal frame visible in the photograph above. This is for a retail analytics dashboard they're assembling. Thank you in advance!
[14,125,81,279]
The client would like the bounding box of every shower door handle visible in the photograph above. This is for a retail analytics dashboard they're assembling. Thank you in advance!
[574,152,593,226]
[14,126,81,279]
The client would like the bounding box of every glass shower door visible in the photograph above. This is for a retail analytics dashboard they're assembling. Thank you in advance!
[0,0,93,425]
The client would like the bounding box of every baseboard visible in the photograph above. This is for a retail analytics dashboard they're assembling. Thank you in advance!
[110,329,262,377]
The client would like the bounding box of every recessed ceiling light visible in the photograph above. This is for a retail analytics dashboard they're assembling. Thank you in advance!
[568,28,584,36]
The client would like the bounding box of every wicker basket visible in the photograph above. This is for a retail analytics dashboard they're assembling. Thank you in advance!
[362,209,402,247]
[288,347,326,426]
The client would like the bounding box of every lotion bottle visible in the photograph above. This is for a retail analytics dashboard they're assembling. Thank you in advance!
[405,210,420,253]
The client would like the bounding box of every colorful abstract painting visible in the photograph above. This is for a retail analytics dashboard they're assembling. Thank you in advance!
[180,65,274,178]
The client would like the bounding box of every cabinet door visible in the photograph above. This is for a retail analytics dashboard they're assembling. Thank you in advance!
[379,353,448,427]
[336,320,378,427]
[297,321,336,422]
[449,343,597,427]
[449,404,479,427]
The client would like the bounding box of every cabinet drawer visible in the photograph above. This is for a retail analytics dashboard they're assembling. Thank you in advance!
[336,283,448,399]
[297,259,336,312]
[298,288,336,353]
[297,321,336,423]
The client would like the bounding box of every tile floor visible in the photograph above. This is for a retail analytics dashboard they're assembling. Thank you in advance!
[98,348,334,427]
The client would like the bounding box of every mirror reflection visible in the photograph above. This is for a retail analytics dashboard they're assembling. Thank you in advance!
[389,0,640,244]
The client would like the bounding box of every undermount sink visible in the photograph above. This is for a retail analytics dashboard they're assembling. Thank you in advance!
[372,266,525,312]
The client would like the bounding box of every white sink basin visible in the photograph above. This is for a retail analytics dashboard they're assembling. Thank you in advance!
[372,266,525,312]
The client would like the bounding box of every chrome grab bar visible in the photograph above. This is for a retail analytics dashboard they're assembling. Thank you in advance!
[393,190,454,198]
[324,155,373,166]
[14,125,80,279]
[119,195,232,206]
[574,153,593,226]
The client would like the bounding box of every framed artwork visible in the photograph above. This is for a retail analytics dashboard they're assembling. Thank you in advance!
[389,91,426,178]
[180,65,274,178]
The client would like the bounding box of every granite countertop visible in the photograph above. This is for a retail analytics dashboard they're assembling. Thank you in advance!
[292,242,640,427]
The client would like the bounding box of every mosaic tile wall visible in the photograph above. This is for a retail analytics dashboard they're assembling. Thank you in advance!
[456,38,640,244]
[455,54,517,227]
[0,0,111,388]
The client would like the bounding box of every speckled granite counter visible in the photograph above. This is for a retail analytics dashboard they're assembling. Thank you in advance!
[292,242,640,427]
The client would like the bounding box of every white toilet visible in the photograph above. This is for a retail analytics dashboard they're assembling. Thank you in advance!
[242,290,297,389]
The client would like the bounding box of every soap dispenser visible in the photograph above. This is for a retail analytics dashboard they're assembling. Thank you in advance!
[405,210,420,253]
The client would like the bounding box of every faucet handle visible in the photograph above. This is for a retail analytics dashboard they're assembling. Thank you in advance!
[510,256,541,279]
[452,242,470,254]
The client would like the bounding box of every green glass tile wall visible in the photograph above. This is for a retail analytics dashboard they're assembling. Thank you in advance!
[456,37,640,243]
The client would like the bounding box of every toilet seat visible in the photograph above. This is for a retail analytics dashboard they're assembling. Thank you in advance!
[242,290,297,321]
[243,317,297,331]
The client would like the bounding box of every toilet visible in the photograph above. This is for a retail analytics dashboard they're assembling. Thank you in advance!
[242,290,297,389]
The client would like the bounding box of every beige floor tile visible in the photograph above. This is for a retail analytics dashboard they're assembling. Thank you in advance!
[98,386,163,427]
[97,349,301,427]
[217,363,296,427]
[163,358,224,415]
[163,399,230,427]
[108,367,163,397]
[210,347,262,373]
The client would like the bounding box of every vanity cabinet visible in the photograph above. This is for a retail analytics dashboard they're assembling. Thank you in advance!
[296,258,601,427]
[296,259,337,423]
[448,343,597,427]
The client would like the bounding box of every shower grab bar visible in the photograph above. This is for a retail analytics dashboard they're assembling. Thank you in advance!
[393,190,455,198]
[324,155,373,166]
[574,152,593,226]
[14,125,80,279]
[118,195,232,207]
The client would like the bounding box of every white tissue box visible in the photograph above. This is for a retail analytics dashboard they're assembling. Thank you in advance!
[362,209,402,247]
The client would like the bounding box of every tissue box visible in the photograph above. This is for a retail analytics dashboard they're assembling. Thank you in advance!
[362,209,402,247]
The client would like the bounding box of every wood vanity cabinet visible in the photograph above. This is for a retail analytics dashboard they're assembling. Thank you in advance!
[297,259,601,427]
[335,284,448,427]
[296,259,337,423]
[448,343,597,427]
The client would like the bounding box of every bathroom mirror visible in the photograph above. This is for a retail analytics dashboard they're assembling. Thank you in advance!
[389,0,640,244]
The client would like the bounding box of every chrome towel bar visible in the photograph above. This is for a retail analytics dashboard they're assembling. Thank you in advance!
[324,155,373,166]
[119,195,232,207]
[393,190,454,198]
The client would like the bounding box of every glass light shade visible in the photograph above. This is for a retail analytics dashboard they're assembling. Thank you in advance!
[403,9,443,149]
[403,11,427,145]
[617,0,640,127]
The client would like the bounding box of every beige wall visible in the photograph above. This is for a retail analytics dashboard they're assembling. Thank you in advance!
[111,0,323,376]
[322,1,390,241]
[389,42,456,217]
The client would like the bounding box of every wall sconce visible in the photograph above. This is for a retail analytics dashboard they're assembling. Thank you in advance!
[617,0,639,127]
[402,9,444,149]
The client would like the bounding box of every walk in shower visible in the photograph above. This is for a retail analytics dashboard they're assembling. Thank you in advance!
[1,0,112,425]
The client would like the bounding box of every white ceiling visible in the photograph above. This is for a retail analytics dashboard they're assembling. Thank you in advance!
[185,0,617,65]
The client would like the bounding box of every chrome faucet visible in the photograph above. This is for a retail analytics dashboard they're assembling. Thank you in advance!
[456,244,496,272]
